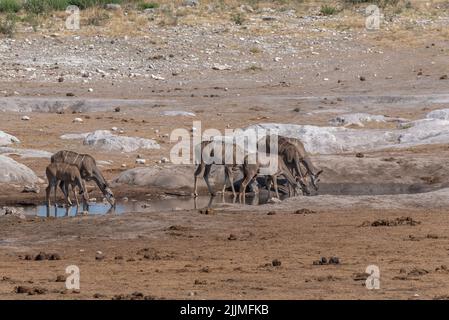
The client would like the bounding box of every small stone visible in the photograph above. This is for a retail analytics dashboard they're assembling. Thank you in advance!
[228,234,237,241]
[34,252,48,261]
[21,116,30,121]
[359,76,366,81]
[136,159,146,165]
[73,118,83,123]
[328,256,340,265]
[55,275,66,282]
[114,107,121,112]
[355,152,365,158]
[105,3,121,11]
[88,88,94,92]
[22,185,39,193]
[272,259,282,267]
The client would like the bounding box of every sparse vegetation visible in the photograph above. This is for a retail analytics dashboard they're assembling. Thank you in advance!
[137,1,159,10]
[0,12,17,37]
[231,12,245,25]
[320,4,337,16]
[0,0,21,13]
[86,9,110,26]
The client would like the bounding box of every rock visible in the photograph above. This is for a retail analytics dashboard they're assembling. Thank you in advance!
[293,208,316,215]
[114,107,121,112]
[112,166,195,190]
[21,116,30,121]
[135,159,146,164]
[22,185,40,193]
[0,131,20,147]
[272,259,282,267]
[426,109,449,120]
[355,152,364,158]
[0,156,39,184]
[151,74,165,80]
[329,113,406,127]
[440,75,448,80]
[105,3,121,11]
[73,118,83,123]
[160,111,196,117]
[184,0,199,6]
[1,207,26,219]
[88,88,94,93]
[95,252,105,261]
[15,286,47,295]
[83,130,160,152]
[328,256,340,265]
[212,63,231,71]
[34,252,48,261]
[199,208,215,215]
[359,76,366,81]
[55,275,66,282]
[267,197,282,204]
[228,234,237,241]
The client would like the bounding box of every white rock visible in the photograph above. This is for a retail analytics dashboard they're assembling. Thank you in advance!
[83,130,160,152]
[161,111,196,117]
[21,116,30,121]
[0,155,38,184]
[0,131,20,147]
[426,108,449,120]
[0,147,52,158]
[73,118,83,123]
[329,113,406,127]
[151,74,165,80]
[212,63,231,71]
[60,133,90,140]
[136,159,146,164]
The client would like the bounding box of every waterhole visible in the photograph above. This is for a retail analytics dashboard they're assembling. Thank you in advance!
[13,182,443,218]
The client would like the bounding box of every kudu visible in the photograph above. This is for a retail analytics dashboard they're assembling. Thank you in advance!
[46,163,89,214]
[51,150,115,206]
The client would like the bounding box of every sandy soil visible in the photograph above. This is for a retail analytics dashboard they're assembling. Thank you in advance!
[1,2,449,300]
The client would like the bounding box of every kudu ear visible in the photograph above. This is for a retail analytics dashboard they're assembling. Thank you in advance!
[316,170,323,177]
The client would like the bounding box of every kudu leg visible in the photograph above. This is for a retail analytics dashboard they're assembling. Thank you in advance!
[193,163,204,197]
[203,164,215,197]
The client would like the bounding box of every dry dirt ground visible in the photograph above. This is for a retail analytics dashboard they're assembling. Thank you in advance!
[1,1,449,299]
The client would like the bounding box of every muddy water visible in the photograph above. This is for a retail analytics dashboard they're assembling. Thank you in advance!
[22,194,273,218]
[16,182,443,217]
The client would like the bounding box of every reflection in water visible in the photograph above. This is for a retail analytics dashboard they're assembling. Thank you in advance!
[22,193,272,218]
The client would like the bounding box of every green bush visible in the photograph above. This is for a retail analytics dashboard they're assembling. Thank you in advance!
[0,0,22,13]
[320,5,337,15]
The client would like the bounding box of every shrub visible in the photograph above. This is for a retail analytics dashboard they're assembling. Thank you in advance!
[231,12,245,25]
[137,1,159,10]
[320,5,337,15]
[0,0,22,13]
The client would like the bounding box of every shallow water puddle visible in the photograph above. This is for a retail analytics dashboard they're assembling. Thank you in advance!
[22,194,271,218]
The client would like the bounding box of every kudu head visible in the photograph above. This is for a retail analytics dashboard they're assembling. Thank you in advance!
[103,186,116,207]
[310,169,323,191]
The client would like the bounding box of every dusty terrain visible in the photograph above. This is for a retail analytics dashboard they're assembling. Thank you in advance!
[1,0,449,300]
